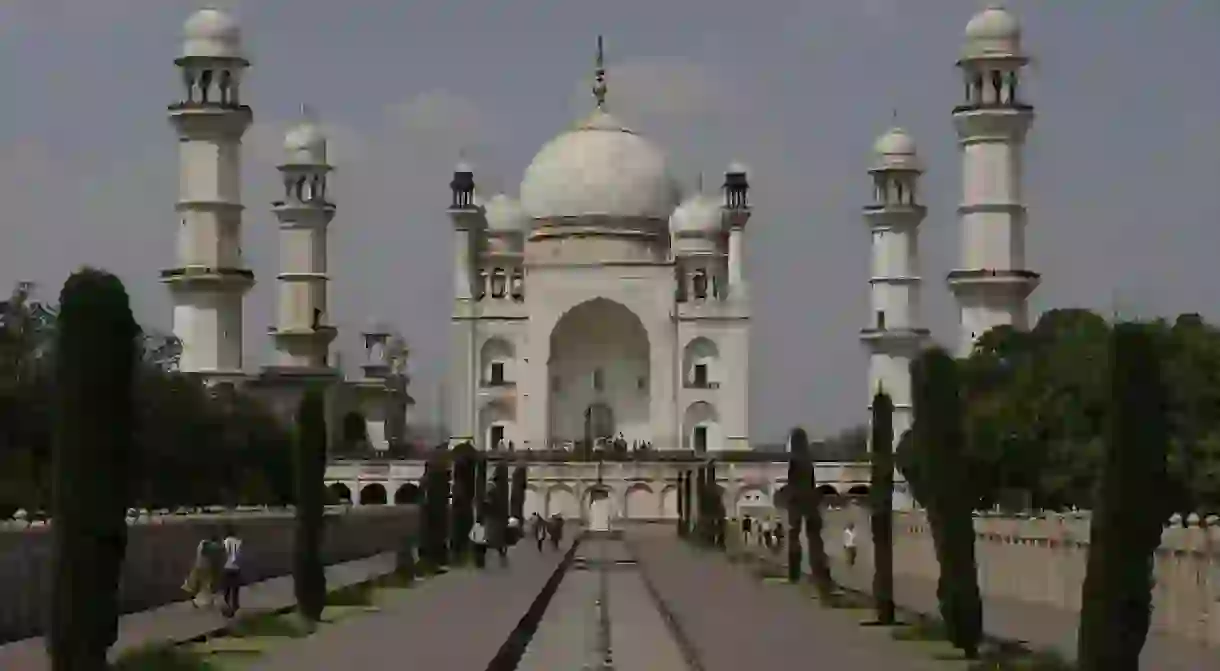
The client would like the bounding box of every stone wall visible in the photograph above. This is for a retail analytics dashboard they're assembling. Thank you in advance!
[0,505,417,643]
[821,508,1220,648]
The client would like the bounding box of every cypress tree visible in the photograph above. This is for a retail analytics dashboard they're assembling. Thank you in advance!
[786,433,806,583]
[708,460,725,548]
[492,462,510,518]
[1077,323,1172,671]
[474,455,488,521]
[293,388,328,623]
[421,450,451,567]
[450,442,477,561]
[47,269,139,671]
[510,464,527,521]
[911,347,983,658]
[676,471,686,536]
[796,428,833,598]
[870,391,896,625]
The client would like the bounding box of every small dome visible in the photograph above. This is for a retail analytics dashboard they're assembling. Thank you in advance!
[283,119,327,165]
[182,8,243,60]
[872,127,921,171]
[484,194,529,233]
[519,109,681,222]
[669,192,722,236]
[963,5,1022,58]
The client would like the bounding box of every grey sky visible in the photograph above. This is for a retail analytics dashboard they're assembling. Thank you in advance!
[0,1,1216,441]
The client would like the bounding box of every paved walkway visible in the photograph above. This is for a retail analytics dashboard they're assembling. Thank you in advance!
[250,539,575,671]
[0,553,395,671]
[628,527,942,671]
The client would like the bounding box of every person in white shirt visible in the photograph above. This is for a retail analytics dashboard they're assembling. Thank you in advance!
[469,518,488,568]
[221,525,243,616]
[843,522,858,567]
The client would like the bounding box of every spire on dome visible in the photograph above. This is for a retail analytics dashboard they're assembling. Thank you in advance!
[301,103,317,123]
[592,35,608,109]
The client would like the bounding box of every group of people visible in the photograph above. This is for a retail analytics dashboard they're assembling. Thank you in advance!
[738,516,858,566]
[467,511,566,568]
[182,525,245,617]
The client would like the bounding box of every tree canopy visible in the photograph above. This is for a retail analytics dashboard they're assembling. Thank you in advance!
[0,282,293,517]
[923,309,1220,512]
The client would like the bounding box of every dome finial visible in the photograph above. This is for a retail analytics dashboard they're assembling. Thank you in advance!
[592,35,608,110]
[301,103,316,122]
[696,171,704,193]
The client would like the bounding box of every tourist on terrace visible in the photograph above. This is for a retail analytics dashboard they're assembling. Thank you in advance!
[183,530,221,608]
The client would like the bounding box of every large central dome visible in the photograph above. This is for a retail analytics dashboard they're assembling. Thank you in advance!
[520,109,680,222]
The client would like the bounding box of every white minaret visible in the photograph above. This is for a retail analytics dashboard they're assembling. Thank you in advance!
[269,109,338,370]
[163,8,254,381]
[862,127,928,442]
[948,5,1039,357]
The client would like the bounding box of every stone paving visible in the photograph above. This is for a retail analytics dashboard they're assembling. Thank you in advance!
[628,527,943,671]
[0,553,396,671]
[515,552,599,670]
[249,539,574,671]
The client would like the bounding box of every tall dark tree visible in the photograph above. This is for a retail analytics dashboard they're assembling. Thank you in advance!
[795,428,832,597]
[708,460,725,548]
[491,462,510,518]
[1077,324,1173,670]
[870,391,896,625]
[474,454,488,521]
[676,471,687,537]
[510,463,527,520]
[911,347,983,658]
[450,442,477,561]
[786,433,807,583]
[420,450,451,567]
[47,269,139,671]
[292,388,328,623]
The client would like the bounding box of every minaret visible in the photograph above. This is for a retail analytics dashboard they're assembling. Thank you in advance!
[948,5,1039,357]
[862,126,929,442]
[722,162,751,300]
[162,8,254,382]
[446,160,481,447]
[269,108,338,370]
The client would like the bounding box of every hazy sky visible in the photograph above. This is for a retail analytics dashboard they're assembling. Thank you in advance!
[0,1,1216,441]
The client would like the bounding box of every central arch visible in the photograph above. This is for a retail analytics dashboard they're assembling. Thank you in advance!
[548,298,650,446]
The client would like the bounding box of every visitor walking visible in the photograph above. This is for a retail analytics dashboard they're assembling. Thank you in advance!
[531,512,546,551]
[470,518,488,568]
[183,531,221,608]
[508,515,521,546]
[548,514,564,550]
[843,522,858,567]
[220,526,243,618]
[741,516,753,547]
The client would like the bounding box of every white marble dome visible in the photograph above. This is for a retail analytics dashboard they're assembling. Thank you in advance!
[182,8,243,60]
[670,192,722,235]
[871,127,921,171]
[484,194,529,233]
[963,5,1022,58]
[284,119,327,165]
[519,109,681,222]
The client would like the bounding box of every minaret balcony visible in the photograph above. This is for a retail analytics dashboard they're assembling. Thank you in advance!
[272,200,336,217]
[941,269,1039,298]
[168,101,252,114]
[270,325,338,346]
[160,266,254,289]
[862,203,927,219]
[168,105,253,137]
[952,101,1034,115]
[859,326,929,346]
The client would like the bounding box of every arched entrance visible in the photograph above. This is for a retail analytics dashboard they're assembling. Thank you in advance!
[585,402,615,443]
[548,298,650,447]
[360,483,387,505]
[586,487,613,531]
[328,483,352,504]
[394,483,420,504]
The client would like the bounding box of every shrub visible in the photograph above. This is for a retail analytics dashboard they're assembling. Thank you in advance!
[1076,323,1173,671]
[421,450,451,566]
[47,269,140,671]
[292,387,328,623]
[911,348,983,658]
[870,391,896,625]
